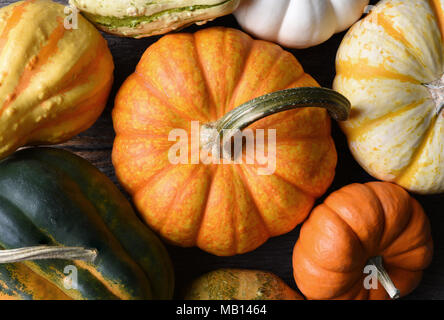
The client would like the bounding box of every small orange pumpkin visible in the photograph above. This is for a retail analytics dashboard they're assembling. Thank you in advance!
[293,182,433,300]
[112,27,350,256]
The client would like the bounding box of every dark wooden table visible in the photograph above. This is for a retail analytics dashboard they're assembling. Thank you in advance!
[2,0,443,300]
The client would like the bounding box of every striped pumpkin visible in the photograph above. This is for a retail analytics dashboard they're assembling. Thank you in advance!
[334,0,444,194]
[0,0,114,160]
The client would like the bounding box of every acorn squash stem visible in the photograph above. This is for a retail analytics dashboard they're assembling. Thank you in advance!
[368,256,400,300]
[0,246,97,263]
[200,87,350,151]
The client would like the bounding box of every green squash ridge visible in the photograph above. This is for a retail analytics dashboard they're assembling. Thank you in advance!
[0,148,174,300]
[33,148,174,299]
[29,148,168,299]
[0,161,139,300]
[0,264,31,300]
[0,193,121,300]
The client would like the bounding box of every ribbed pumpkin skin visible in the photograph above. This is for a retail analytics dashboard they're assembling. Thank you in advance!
[333,0,444,194]
[293,182,433,300]
[112,27,337,256]
[0,148,174,300]
[185,269,303,300]
[0,0,114,160]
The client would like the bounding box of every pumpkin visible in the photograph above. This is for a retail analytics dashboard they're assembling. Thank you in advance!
[0,0,114,160]
[184,269,303,300]
[234,0,369,49]
[333,0,444,194]
[70,0,240,38]
[293,182,433,300]
[0,148,174,300]
[112,27,350,256]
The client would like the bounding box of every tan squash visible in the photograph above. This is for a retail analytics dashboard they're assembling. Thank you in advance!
[185,269,303,300]
[70,0,240,38]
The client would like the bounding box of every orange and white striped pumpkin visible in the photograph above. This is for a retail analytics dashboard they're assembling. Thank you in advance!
[0,0,114,160]
[334,0,444,194]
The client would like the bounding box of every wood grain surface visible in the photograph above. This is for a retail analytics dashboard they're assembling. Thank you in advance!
[1,0,443,300]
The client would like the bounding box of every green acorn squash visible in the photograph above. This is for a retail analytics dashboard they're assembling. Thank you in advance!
[0,147,174,300]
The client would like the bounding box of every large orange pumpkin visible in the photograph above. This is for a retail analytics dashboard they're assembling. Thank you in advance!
[112,27,349,256]
[293,182,433,300]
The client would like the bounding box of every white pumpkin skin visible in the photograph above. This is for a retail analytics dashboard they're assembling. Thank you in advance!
[234,0,369,48]
[334,0,444,194]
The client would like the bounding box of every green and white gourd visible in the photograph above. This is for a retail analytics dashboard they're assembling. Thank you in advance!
[70,0,240,38]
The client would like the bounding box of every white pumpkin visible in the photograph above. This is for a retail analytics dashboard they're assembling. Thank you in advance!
[234,0,369,48]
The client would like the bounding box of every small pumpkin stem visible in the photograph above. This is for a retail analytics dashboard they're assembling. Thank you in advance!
[424,75,444,116]
[368,256,400,300]
[200,87,351,151]
[0,246,97,263]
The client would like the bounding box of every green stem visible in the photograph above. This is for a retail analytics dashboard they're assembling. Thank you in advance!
[200,87,351,151]
[0,246,97,263]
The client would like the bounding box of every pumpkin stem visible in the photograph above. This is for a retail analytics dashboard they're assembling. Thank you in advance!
[0,246,97,263]
[200,87,350,152]
[367,256,400,300]
[425,75,444,115]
